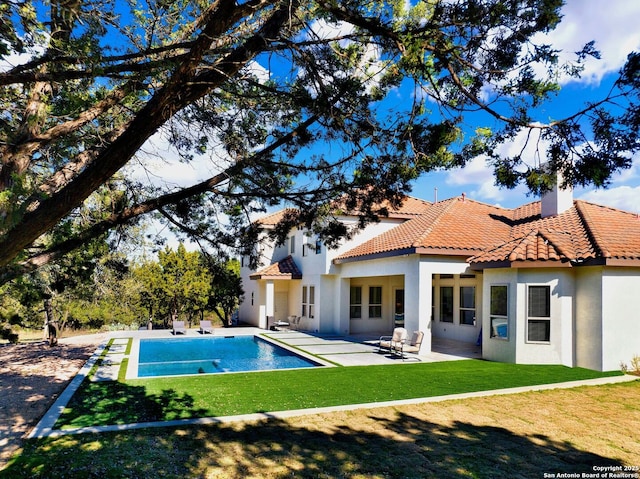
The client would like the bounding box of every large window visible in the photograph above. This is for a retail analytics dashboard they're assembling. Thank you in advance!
[350,286,362,319]
[527,285,551,342]
[440,286,454,322]
[369,286,382,318]
[490,285,508,339]
[460,286,476,325]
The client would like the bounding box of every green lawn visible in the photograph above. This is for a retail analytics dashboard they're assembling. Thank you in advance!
[56,360,621,429]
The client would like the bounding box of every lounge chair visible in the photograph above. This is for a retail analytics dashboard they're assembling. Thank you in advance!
[394,330,424,360]
[172,320,187,335]
[273,318,290,329]
[378,327,407,354]
[199,320,213,334]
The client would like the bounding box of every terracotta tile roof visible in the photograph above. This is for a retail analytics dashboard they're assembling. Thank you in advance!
[250,256,302,280]
[335,195,640,267]
[255,208,296,227]
[576,201,640,261]
[335,196,513,261]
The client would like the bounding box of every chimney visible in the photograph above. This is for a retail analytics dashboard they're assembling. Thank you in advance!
[541,172,573,218]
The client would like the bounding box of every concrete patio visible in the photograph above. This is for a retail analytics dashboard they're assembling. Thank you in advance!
[265,330,482,366]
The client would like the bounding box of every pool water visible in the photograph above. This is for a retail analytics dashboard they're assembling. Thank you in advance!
[137,335,319,377]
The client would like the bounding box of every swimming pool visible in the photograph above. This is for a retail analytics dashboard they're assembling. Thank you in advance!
[134,335,321,377]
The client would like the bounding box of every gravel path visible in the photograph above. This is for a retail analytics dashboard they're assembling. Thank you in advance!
[0,333,108,468]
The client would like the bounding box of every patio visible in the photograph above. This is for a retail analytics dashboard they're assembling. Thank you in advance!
[266,330,482,366]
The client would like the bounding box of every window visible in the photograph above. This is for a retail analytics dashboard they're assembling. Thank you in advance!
[369,286,382,318]
[490,285,508,339]
[394,289,405,327]
[440,286,453,322]
[308,286,315,318]
[350,286,362,319]
[315,237,322,254]
[302,285,315,318]
[289,236,295,254]
[527,285,551,342]
[460,286,476,325]
[302,286,307,317]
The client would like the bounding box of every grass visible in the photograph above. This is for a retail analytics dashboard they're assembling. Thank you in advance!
[4,380,639,479]
[56,360,622,429]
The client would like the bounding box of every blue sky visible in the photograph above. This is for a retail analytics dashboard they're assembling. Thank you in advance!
[115,0,640,250]
[133,1,640,219]
[414,1,640,212]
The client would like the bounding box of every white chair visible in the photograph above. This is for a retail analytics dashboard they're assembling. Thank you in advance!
[378,327,407,354]
[394,331,424,360]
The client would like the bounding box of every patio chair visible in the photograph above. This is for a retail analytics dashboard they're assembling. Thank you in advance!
[199,320,213,334]
[394,330,424,361]
[290,316,301,330]
[274,319,290,329]
[172,320,187,335]
[377,327,407,354]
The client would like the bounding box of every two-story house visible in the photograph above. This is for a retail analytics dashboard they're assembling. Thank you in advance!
[239,185,640,371]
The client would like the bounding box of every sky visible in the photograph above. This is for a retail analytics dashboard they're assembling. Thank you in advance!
[418,0,640,212]
[135,0,640,219]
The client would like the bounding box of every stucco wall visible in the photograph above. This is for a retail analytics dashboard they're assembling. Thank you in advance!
[575,266,603,370]
[431,272,482,343]
[514,269,575,367]
[481,269,518,363]
[601,267,640,371]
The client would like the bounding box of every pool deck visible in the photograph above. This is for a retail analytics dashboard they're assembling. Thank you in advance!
[265,330,482,366]
[96,326,482,380]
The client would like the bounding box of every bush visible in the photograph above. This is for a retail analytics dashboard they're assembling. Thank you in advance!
[0,323,19,343]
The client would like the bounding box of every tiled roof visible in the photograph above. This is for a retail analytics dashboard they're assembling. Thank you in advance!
[335,195,640,267]
[256,195,432,229]
[250,255,302,280]
[335,196,513,261]
[255,208,296,226]
[576,201,640,261]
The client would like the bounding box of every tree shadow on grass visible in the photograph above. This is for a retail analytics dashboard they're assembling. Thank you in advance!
[4,409,625,478]
[54,381,208,428]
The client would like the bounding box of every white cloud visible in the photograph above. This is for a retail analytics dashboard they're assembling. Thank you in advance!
[577,185,640,213]
[127,128,231,190]
[535,0,640,85]
[307,18,355,43]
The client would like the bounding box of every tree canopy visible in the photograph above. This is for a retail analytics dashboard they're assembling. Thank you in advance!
[1,0,638,283]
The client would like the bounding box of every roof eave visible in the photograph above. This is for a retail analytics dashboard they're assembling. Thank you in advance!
[604,258,640,267]
[333,248,417,264]
[471,259,574,270]
[249,273,303,280]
